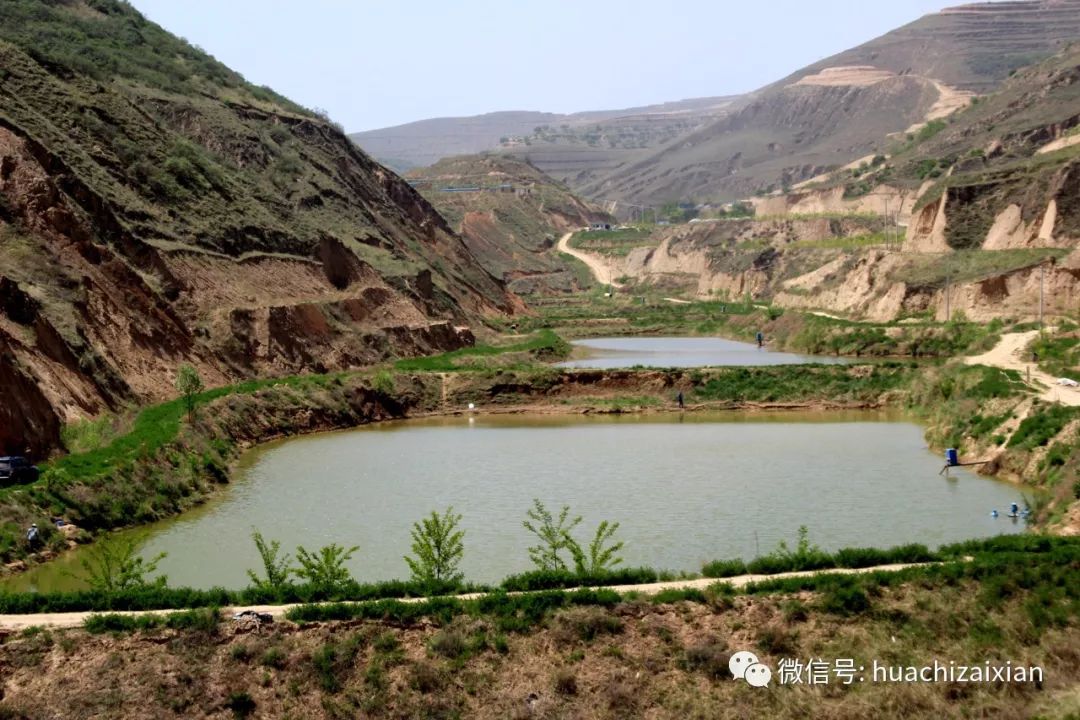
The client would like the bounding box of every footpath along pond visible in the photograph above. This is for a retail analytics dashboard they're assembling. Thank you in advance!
[7,411,1025,591]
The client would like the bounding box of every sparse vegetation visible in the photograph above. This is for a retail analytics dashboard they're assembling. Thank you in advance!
[404,507,466,588]
[293,544,359,597]
[75,539,167,593]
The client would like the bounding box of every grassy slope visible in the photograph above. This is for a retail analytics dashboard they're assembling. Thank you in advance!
[1,536,1077,719]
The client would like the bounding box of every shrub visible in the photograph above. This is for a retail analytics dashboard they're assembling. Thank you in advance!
[294,543,358,597]
[523,499,581,572]
[554,606,623,642]
[405,507,465,587]
[553,667,578,695]
[569,520,625,575]
[261,647,287,669]
[311,634,364,693]
[702,559,748,578]
[76,539,167,593]
[371,369,395,394]
[819,583,871,616]
[410,661,448,693]
[175,364,204,419]
[748,526,831,573]
[501,567,657,592]
[682,637,729,678]
[226,692,256,719]
[246,532,293,594]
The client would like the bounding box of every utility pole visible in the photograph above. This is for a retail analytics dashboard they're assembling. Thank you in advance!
[884,197,890,249]
[1040,262,1045,329]
[945,274,950,322]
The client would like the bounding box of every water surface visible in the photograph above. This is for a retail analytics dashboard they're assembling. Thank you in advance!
[556,336,848,369]
[8,411,1024,592]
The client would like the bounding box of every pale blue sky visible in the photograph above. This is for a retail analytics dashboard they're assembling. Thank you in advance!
[128,1,960,132]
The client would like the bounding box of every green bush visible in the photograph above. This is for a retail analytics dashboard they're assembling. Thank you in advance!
[819,583,871,615]
[1008,405,1079,449]
[294,543,358,596]
[501,567,658,592]
[701,559,748,578]
[405,507,465,587]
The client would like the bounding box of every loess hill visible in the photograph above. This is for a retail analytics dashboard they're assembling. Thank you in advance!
[408,155,613,295]
[586,0,1080,205]
[0,0,519,458]
[354,0,1080,209]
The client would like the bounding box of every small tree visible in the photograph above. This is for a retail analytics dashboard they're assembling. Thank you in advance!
[405,507,465,587]
[569,520,624,575]
[247,531,293,592]
[523,499,581,572]
[175,364,204,419]
[77,539,167,592]
[294,543,358,596]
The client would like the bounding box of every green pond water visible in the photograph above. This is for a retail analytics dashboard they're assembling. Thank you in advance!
[556,336,849,369]
[7,410,1026,592]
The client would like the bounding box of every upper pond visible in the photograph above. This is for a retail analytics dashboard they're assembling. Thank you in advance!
[9,411,1025,591]
[555,336,849,369]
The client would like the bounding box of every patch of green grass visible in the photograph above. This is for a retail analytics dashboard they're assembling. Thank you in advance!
[60,415,121,454]
[38,373,340,483]
[691,364,913,404]
[1008,405,1080,450]
[393,330,568,372]
[1031,333,1080,381]
[788,232,891,250]
[891,249,1068,289]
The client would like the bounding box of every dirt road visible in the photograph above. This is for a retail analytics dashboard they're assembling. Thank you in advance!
[557,231,623,288]
[965,330,1080,406]
[0,562,932,631]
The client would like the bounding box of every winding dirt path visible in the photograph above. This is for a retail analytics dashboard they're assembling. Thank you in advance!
[557,231,623,288]
[0,562,933,631]
[965,330,1080,406]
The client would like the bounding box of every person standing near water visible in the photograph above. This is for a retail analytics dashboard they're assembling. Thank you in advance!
[756,331,764,348]
[677,391,684,409]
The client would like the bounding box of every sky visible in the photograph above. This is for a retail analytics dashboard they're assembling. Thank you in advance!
[128,0,961,133]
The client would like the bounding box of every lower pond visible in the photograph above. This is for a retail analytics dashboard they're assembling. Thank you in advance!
[555,336,849,369]
[8,411,1026,592]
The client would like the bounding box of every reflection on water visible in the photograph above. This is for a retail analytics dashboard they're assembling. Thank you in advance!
[556,336,849,369]
[8,411,1025,592]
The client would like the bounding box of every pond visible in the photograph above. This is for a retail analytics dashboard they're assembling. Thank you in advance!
[555,336,849,369]
[8,411,1025,592]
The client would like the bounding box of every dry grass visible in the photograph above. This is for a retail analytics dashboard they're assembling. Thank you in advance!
[0,574,1076,719]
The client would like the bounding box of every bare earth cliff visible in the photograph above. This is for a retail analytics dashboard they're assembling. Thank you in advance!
[0,1,519,457]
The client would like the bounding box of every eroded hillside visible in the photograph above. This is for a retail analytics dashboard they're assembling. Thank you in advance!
[584,46,1080,323]
[409,155,612,295]
[0,0,518,457]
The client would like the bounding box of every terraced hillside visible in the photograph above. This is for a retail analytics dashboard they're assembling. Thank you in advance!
[587,0,1080,205]
[409,155,613,295]
[587,46,1080,323]
[0,0,518,457]
[350,97,735,178]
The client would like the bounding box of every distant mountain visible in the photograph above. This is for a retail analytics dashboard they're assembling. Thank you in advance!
[586,0,1080,206]
[349,97,737,175]
[353,0,1080,208]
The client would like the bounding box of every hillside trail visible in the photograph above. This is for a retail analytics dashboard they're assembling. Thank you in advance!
[965,330,1080,406]
[0,561,932,631]
[556,232,624,288]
